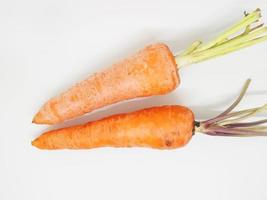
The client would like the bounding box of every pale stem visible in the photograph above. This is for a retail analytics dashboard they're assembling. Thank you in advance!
[195,79,267,137]
[175,8,267,68]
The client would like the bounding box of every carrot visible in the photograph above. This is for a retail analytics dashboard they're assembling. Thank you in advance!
[33,8,267,125]
[33,44,179,124]
[32,105,193,149]
[32,79,267,150]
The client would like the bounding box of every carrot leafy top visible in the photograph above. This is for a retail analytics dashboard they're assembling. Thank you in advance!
[176,8,267,67]
[196,79,267,137]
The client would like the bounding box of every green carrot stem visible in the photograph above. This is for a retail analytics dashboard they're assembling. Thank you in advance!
[175,8,267,67]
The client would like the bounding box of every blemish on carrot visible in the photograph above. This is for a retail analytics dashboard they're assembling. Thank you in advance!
[165,139,173,147]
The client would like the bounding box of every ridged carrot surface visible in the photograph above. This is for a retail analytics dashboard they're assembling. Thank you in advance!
[32,106,194,150]
[33,44,179,125]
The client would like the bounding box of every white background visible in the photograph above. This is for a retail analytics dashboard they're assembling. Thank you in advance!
[1,0,267,199]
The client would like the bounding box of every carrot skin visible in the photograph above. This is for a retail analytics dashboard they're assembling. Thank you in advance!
[33,43,179,125]
[32,106,194,150]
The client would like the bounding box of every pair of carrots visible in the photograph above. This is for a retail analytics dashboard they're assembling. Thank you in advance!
[32,9,267,150]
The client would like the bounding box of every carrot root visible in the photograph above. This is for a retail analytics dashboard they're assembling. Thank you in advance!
[33,44,179,125]
[32,106,195,150]
[32,9,267,125]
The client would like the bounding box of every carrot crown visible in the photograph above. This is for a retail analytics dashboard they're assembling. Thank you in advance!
[195,79,267,136]
[175,8,267,67]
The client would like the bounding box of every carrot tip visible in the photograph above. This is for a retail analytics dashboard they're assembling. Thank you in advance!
[32,112,41,124]
[32,111,55,125]
[32,118,36,124]
[32,138,43,149]
[31,139,37,147]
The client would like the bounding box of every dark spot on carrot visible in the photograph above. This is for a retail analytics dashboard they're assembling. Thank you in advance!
[165,139,173,147]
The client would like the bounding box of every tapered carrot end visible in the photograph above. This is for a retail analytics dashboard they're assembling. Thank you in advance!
[31,137,41,149]
[32,109,58,125]
[32,136,50,149]
[32,111,45,124]
[32,113,39,124]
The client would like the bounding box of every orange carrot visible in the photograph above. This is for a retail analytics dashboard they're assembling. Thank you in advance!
[32,79,267,150]
[32,106,194,149]
[33,9,267,125]
[33,44,179,125]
